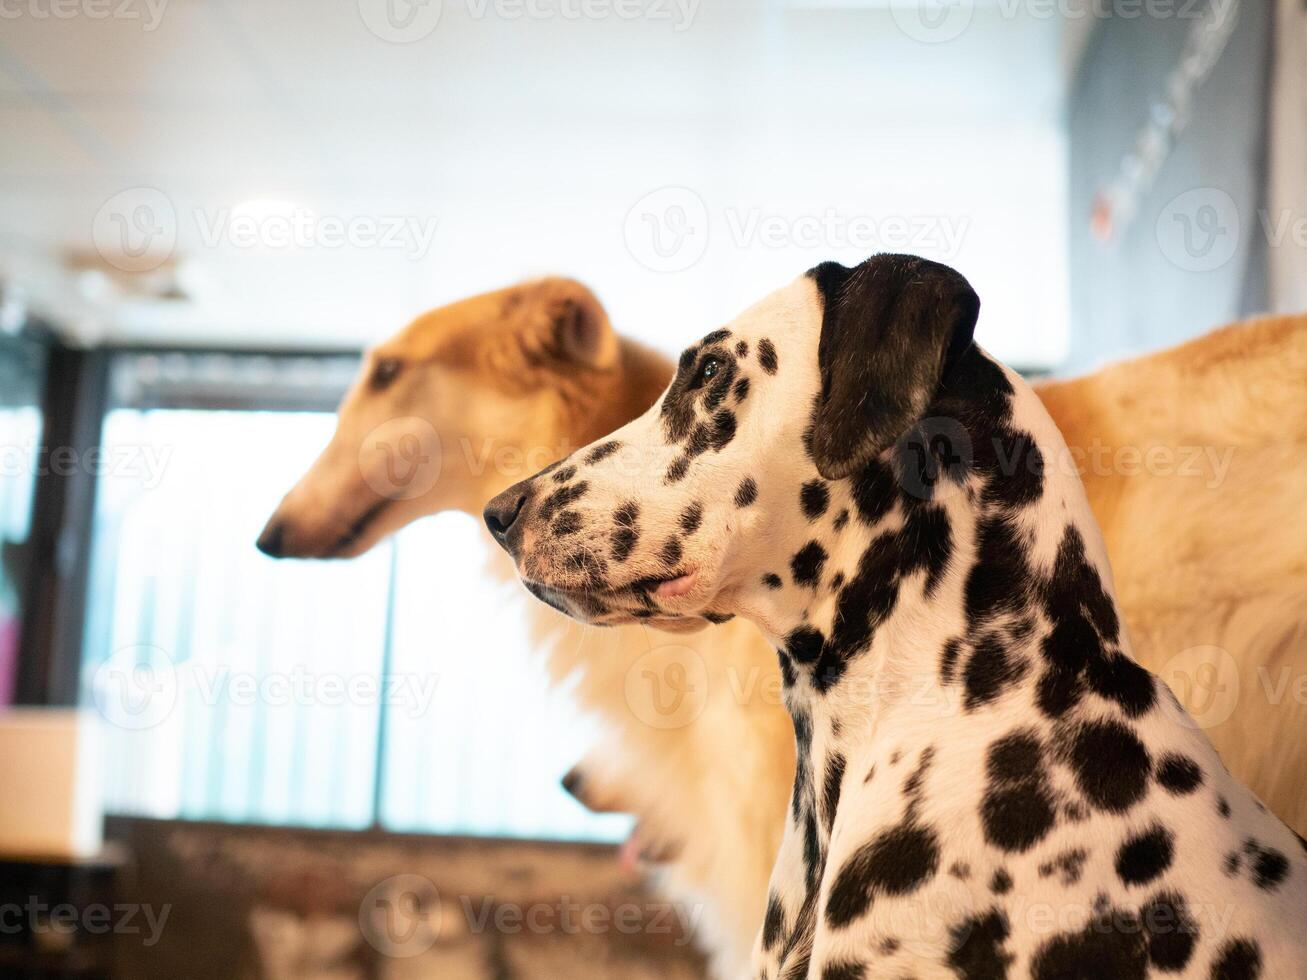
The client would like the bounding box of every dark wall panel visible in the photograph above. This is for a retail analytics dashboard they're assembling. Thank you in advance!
[1068,1,1271,372]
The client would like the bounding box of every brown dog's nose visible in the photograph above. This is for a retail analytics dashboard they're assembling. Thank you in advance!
[256,520,287,558]
[560,766,585,800]
[483,486,528,546]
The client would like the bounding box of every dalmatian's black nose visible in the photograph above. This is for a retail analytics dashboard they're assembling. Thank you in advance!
[483,485,528,547]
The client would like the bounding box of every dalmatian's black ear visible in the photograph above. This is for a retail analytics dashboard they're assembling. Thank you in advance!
[807,254,979,481]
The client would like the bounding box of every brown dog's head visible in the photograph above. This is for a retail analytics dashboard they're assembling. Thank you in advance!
[258,278,668,559]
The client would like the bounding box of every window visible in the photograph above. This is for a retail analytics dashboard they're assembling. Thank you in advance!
[378,513,627,841]
[79,351,628,842]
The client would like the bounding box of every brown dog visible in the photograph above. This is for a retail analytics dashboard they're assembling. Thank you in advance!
[261,279,1307,977]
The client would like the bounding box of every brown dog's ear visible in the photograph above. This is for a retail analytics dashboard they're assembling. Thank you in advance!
[807,254,979,480]
[524,278,618,370]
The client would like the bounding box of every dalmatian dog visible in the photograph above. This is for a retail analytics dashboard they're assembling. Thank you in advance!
[484,254,1307,979]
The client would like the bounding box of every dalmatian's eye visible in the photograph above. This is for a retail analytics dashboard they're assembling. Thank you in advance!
[693,356,723,387]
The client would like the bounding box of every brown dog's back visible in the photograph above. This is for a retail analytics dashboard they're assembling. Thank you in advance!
[1039,312,1307,832]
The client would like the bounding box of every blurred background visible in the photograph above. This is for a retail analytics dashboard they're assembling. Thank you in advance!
[0,0,1303,977]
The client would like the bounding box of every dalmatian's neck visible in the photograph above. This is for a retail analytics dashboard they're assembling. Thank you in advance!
[733,346,1129,902]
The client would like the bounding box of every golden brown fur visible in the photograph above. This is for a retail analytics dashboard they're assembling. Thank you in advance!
[263,285,1307,977]
[1039,313,1307,834]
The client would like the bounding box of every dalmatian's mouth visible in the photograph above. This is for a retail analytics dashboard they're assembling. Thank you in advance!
[522,565,722,629]
[530,567,700,608]
[652,569,698,598]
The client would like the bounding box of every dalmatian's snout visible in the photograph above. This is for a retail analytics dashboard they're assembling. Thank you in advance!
[483,462,618,603]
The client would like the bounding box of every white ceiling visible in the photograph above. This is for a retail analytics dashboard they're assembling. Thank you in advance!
[0,0,1087,357]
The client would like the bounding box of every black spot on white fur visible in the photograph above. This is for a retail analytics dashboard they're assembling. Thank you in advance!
[786,626,824,668]
[1039,848,1088,886]
[1114,825,1173,886]
[800,480,830,520]
[539,480,589,521]
[1067,719,1151,814]
[963,634,1027,711]
[712,408,737,449]
[552,510,582,536]
[1238,838,1290,891]
[1140,890,1197,971]
[762,894,785,951]
[610,502,639,561]
[940,638,961,684]
[584,440,621,464]
[1030,903,1149,980]
[1156,754,1203,795]
[1210,938,1262,979]
[791,541,827,587]
[818,961,863,980]
[825,819,940,929]
[980,730,1056,853]
[679,502,702,535]
[947,908,1013,980]
[822,754,845,833]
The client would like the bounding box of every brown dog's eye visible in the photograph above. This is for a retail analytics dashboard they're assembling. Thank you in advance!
[370,357,403,390]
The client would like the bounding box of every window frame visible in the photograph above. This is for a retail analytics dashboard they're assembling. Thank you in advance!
[11,321,105,709]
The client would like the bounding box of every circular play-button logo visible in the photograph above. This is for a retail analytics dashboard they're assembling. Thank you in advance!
[358,0,443,43]
[90,643,178,731]
[358,874,443,957]
[92,187,177,273]
[623,644,709,729]
[1155,187,1240,273]
[889,0,973,44]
